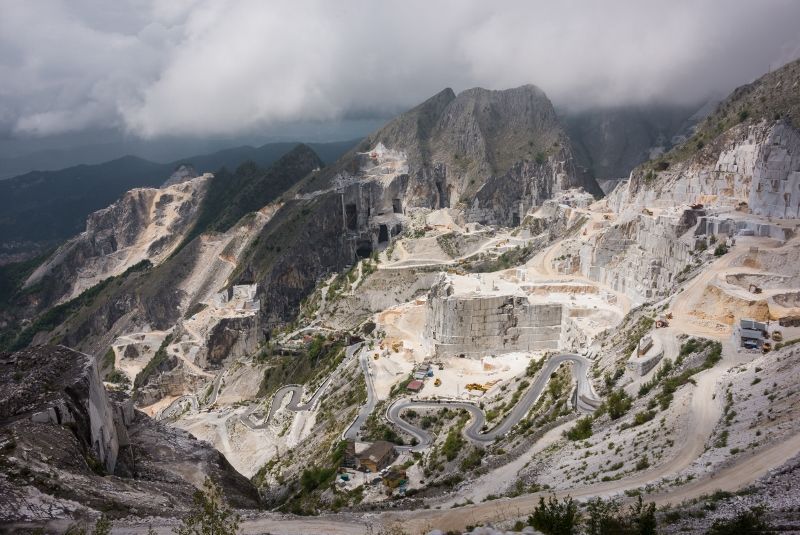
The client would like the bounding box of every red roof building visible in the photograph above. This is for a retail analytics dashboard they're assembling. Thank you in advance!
[407,379,424,392]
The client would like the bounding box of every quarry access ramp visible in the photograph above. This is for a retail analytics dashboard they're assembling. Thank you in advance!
[386,353,599,450]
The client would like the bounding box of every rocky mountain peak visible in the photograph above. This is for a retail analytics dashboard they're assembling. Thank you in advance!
[162,163,199,187]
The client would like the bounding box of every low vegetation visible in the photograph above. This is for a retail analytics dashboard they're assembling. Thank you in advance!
[529,494,657,535]
[566,416,593,441]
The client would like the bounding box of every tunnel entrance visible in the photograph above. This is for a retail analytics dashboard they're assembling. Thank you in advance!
[512,212,520,227]
[345,204,358,231]
[378,224,389,243]
[392,198,403,214]
[435,182,445,209]
[356,240,373,258]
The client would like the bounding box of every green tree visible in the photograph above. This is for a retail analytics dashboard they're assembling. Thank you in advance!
[528,495,581,535]
[566,417,593,441]
[174,477,240,535]
[606,389,632,420]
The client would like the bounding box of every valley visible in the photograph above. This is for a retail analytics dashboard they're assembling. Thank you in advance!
[2,57,800,535]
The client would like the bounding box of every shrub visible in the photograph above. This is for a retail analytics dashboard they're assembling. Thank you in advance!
[442,427,465,461]
[528,495,580,535]
[584,496,657,535]
[714,243,729,256]
[566,417,593,441]
[300,465,336,493]
[459,447,483,471]
[174,477,240,535]
[635,455,650,471]
[605,389,632,420]
[633,410,656,426]
[707,506,774,534]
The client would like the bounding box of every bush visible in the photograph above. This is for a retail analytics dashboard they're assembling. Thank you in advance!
[632,410,656,426]
[174,477,240,535]
[300,465,336,493]
[459,447,483,471]
[585,496,656,535]
[707,506,774,534]
[714,243,729,256]
[635,455,650,471]
[442,427,465,461]
[605,389,632,420]
[566,417,593,441]
[528,495,580,535]
[134,333,175,389]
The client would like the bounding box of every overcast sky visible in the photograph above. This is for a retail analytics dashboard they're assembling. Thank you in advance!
[2,0,800,140]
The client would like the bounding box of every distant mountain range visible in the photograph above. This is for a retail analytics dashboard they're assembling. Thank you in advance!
[0,139,359,261]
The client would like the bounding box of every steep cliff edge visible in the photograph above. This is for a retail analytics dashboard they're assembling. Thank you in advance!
[0,345,258,524]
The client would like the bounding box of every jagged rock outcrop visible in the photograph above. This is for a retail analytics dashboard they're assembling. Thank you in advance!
[0,346,258,524]
[161,164,199,187]
[0,345,121,473]
[305,85,599,223]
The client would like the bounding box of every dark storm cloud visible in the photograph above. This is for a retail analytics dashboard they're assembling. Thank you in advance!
[1,0,799,138]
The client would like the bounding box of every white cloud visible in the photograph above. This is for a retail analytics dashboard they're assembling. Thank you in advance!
[1,0,799,138]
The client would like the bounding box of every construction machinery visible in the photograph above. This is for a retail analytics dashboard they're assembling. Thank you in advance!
[434,378,441,387]
[762,342,772,353]
[772,330,784,342]
[655,315,669,328]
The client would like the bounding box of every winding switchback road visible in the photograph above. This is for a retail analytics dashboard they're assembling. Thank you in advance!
[387,353,600,449]
[342,345,377,441]
[242,342,361,430]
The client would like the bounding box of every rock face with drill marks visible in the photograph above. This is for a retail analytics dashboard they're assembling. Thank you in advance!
[611,120,800,218]
[425,275,563,357]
